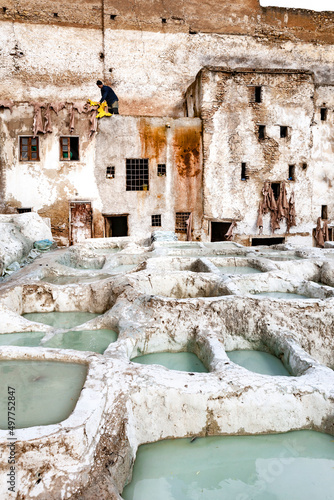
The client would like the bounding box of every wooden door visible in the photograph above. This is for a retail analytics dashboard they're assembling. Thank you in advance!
[69,202,92,245]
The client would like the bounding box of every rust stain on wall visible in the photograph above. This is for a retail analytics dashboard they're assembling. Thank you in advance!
[139,118,167,161]
[173,127,201,178]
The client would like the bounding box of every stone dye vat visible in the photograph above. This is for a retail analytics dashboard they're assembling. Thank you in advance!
[23,312,99,329]
[253,292,311,300]
[227,350,291,376]
[43,329,118,353]
[0,360,87,429]
[218,265,263,275]
[122,431,334,500]
[132,352,208,373]
[41,274,111,285]
[0,332,45,347]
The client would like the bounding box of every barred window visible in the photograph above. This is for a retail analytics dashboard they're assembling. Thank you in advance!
[151,214,162,227]
[60,137,79,161]
[106,166,115,178]
[126,159,149,191]
[157,164,166,176]
[250,86,262,103]
[17,208,32,213]
[20,137,39,161]
[175,212,191,233]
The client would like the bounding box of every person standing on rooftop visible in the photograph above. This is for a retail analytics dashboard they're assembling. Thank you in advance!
[96,80,119,114]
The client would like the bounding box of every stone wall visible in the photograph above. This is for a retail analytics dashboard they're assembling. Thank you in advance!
[185,68,334,245]
[0,106,202,244]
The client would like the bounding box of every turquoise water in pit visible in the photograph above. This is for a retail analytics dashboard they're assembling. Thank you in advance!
[254,292,310,300]
[43,329,118,353]
[122,431,334,500]
[0,360,87,429]
[132,352,208,373]
[226,350,290,376]
[0,332,44,347]
[41,274,110,285]
[23,312,99,328]
[218,266,262,275]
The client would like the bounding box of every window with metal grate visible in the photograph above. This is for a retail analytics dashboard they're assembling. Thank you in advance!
[126,159,149,191]
[175,212,191,233]
[151,214,162,226]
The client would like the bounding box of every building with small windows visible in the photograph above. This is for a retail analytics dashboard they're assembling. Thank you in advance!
[0,1,334,246]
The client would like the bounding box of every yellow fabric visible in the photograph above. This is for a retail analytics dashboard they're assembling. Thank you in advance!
[87,99,112,119]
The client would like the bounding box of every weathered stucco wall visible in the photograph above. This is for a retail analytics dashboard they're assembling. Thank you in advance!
[1,21,334,116]
[185,68,334,245]
[96,116,203,240]
[0,108,202,244]
[0,0,333,44]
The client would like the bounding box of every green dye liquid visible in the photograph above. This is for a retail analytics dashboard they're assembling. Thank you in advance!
[218,266,262,275]
[227,350,290,376]
[43,329,118,353]
[23,312,99,329]
[122,431,334,500]
[41,274,110,285]
[0,360,87,429]
[254,292,309,300]
[132,352,208,373]
[0,332,44,347]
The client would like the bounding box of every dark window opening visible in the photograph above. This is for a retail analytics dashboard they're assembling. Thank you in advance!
[2,7,7,13]
[60,137,79,161]
[161,18,167,23]
[302,163,308,170]
[110,14,117,20]
[53,12,58,17]
[17,208,32,213]
[288,165,295,181]
[189,29,197,34]
[252,237,285,246]
[320,108,328,121]
[241,163,248,181]
[100,52,104,59]
[280,126,288,138]
[271,182,280,200]
[104,215,128,237]
[211,222,232,242]
[126,158,149,191]
[157,164,166,176]
[328,228,334,242]
[254,86,262,103]
[20,137,39,161]
[152,214,162,227]
[175,212,191,233]
[322,205,328,220]
[106,166,115,179]
[258,125,265,140]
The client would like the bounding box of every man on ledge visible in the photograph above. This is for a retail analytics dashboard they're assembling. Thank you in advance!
[96,80,119,114]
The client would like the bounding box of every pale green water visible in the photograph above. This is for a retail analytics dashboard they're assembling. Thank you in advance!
[218,266,262,275]
[254,292,310,300]
[23,312,99,328]
[0,360,87,429]
[227,350,290,376]
[43,329,118,353]
[110,264,137,274]
[0,332,44,347]
[122,431,334,500]
[41,274,110,285]
[132,352,208,373]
